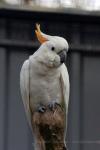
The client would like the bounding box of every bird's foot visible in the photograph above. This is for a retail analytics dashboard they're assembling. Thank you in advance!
[37,105,46,113]
[48,100,61,111]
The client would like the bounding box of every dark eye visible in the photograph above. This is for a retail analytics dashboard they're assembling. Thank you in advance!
[51,47,55,51]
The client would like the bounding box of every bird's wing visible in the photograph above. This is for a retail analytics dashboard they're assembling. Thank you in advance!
[60,63,70,113]
[60,63,70,143]
[20,60,32,130]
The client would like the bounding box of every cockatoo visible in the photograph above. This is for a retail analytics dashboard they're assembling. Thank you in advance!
[20,24,69,150]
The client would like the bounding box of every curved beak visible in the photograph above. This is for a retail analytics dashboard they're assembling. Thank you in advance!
[58,49,67,64]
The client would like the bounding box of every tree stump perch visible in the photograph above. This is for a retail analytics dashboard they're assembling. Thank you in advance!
[32,105,66,150]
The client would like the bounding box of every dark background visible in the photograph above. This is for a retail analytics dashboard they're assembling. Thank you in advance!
[0,6,100,150]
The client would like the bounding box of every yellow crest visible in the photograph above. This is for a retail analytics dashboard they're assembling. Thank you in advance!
[35,24,48,44]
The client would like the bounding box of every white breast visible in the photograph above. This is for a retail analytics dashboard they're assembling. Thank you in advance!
[29,56,62,111]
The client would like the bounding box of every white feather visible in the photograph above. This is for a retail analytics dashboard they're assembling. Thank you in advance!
[20,60,32,130]
[60,63,70,145]
[60,63,70,110]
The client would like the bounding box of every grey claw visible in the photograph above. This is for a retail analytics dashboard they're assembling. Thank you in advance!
[38,106,46,113]
[48,101,61,111]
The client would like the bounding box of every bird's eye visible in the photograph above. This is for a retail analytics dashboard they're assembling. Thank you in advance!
[51,47,55,51]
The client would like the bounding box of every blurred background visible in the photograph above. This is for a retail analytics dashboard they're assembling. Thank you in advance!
[1,0,100,10]
[0,0,100,150]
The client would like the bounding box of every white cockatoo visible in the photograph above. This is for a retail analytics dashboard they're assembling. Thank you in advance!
[20,24,69,150]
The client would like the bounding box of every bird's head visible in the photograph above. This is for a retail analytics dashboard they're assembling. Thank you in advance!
[35,24,69,68]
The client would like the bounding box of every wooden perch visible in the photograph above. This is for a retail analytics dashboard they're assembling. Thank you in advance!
[32,105,66,150]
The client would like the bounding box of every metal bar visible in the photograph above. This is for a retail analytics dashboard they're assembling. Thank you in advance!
[0,4,100,18]
[0,39,38,49]
[0,39,100,53]
[68,53,82,150]
[0,48,7,150]
[0,5,100,24]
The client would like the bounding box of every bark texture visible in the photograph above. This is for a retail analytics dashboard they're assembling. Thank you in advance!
[32,106,66,150]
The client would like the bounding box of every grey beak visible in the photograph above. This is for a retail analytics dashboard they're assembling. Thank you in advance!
[58,50,67,63]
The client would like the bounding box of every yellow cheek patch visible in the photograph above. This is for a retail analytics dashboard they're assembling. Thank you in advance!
[35,24,48,44]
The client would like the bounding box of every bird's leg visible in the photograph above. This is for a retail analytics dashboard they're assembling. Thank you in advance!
[48,100,61,111]
[37,105,46,113]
